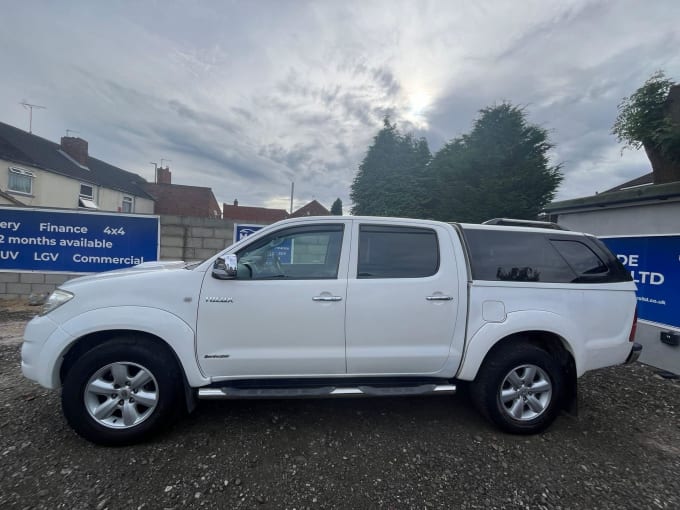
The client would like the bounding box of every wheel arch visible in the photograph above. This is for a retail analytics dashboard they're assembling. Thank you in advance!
[37,306,209,401]
[59,329,199,413]
[456,309,585,382]
[459,329,577,379]
[460,329,578,416]
[480,330,576,374]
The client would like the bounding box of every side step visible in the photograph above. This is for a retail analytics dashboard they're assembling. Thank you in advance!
[198,383,456,400]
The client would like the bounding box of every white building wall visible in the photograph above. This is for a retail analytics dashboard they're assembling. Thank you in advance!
[1,158,153,213]
[557,201,680,236]
[98,186,154,214]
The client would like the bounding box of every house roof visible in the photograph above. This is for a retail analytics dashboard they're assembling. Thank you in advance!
[543,177,680,214]
[289,199,330,218]
[144,183,221,218]
[221,199,331,224]
[222,203,288,224]
[0,121,152,199]
[602,172,654,193]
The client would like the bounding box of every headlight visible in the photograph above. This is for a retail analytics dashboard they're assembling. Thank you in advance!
[40,289,74,316]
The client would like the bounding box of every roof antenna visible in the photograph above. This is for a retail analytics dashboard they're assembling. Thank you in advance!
[161,158,171,168]
[66,129,79,137]
[19,101,47,134]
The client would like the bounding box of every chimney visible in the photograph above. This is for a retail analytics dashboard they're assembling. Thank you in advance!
[60,136,88,166]
[156,166,172,184]
[233,199,238,206]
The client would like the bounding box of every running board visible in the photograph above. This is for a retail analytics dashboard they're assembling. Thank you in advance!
[197,383,456,400]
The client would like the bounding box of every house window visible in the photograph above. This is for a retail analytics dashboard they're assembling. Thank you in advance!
[8,167,34,195]
[122,196,133,213]
[80,184,94,199]
[78,183,98,209]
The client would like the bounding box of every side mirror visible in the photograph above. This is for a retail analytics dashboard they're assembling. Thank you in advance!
[212,254,237,280]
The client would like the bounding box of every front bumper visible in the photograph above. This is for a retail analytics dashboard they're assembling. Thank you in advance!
[625,342,642,364]
[21,314,71,389]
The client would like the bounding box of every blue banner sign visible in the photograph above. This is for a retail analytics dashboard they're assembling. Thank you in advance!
[0,207,159,273]
[601,235,680,329]
[234,224,265,242]
[233,223,291,263]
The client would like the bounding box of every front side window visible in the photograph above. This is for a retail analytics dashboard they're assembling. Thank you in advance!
[358,225,439,278]
[122,196,133,213]
[8,167,34,194]
[236,224,344,280]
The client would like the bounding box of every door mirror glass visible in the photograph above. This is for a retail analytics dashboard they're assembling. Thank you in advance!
[212,254,237,280]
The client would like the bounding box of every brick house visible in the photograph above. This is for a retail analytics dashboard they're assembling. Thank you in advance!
[289,199,330,217]
[222,198,331,224]
[222,199,288,224]
[143,166,221,218]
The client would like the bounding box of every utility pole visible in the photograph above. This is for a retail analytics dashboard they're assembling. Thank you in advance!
[20,101,46,134]
[290,182,295,214]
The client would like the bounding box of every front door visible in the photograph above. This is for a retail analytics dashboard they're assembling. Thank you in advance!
[197,222,349,378]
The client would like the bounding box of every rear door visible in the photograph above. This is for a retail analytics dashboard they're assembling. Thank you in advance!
[345,221,461,374]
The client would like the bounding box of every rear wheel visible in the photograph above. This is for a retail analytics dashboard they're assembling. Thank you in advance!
[471,342,564,434]
[61,337,183,445]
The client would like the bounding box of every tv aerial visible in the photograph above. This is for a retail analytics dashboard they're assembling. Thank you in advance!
[19,101,46,134]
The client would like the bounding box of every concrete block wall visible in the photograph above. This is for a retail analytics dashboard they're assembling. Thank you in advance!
[0,272,81,300]
[159,215,234,262]
[1,215,235,301]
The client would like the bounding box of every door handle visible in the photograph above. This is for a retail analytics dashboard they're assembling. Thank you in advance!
[426,295,453,301]
[313,296,343,302]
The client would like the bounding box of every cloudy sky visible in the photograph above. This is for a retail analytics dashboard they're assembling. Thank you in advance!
[1,0,678,212]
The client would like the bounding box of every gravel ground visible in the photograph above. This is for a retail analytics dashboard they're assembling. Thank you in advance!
[0,308,678,509]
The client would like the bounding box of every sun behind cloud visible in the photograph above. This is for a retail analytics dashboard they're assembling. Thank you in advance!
[403,89,433,128]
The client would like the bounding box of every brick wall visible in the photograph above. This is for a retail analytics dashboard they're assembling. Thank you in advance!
[0,215,235,301]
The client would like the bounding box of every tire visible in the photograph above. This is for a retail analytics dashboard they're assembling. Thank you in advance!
[471,342,564,434]
[61,337,183,446]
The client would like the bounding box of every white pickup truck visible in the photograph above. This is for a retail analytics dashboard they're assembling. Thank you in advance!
[21,216,640,445]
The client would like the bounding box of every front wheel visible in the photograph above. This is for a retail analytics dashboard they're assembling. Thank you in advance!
[61,337,183,446]
[471,342,564,434]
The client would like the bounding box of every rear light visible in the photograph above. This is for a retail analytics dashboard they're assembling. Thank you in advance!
[629,305,638,342]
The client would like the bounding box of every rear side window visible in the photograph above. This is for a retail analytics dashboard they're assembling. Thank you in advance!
[358,225,439,278]
[551,240,608,276]
[588,236,633,282]
[462,230,575,283]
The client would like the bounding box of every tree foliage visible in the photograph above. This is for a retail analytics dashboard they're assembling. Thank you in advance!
[330,198,343,215]
[350,118,432,217]
[612,71,679,161]
[430,103,563,223]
